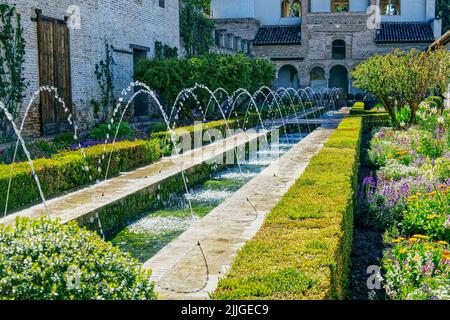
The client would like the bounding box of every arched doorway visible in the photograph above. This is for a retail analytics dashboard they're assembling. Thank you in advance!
[329,65,348,95]
[277,65,299,89]
[310,67,326,89]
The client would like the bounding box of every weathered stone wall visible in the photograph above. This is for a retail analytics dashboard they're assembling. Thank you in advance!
[5,0,180,136]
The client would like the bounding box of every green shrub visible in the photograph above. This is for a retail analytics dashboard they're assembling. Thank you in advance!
[0,139,162,213]
[0,217,155,300]
[213,116,362,300]
[148,122,168,135]
[401,188,450,242]
[151,116,259,156]
[135,53,276,105]
[425,96,444,110]
[90,122,133,140]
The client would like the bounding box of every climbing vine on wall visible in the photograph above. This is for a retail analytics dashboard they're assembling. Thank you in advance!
[0,4,27,139]
[94,41,115,120]
[180,0,214,58]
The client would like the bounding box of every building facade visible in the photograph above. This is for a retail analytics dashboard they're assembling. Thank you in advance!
[6,0,180,136]
[211,0,442,94]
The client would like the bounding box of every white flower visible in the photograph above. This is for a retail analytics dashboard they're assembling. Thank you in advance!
[437,116,445,124]
[431,107,438,114]
[400,121,406,127]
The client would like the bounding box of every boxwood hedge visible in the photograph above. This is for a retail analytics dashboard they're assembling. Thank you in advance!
[213,115,363,300]
[0,217,155,300]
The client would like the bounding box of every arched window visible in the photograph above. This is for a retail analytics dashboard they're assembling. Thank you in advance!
[332,40,346,59]
[281,0,301,17]
[381,0,400,15]
[310,67,327,89]
[332,0,349,12]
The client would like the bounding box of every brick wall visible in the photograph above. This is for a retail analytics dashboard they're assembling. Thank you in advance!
[5,0,180,136]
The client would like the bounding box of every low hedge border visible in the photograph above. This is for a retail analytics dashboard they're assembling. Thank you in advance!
[212,115,363,300]
[350,102,389,133]
[152,116,260,155]
[0,118,257,214]
[0,139,162,214]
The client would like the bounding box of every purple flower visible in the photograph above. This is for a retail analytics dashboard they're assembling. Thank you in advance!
[363,176,374,186]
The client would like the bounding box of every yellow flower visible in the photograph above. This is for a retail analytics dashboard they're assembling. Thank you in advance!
[427,191,437,197]
[387,154,393,159]
[412,234,429,240]
[438,241,449,246]
[399,248,408,254]
[392,239,401,243]
[409,238,418,243]
[427,214,439,220]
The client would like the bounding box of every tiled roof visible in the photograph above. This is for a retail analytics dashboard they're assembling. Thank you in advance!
[375,22,435,43]
[253,25,301,46]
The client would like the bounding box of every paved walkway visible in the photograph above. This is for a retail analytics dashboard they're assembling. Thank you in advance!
[0,130,270,228]
[143,110,347,300]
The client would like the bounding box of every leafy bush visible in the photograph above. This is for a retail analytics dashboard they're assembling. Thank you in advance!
[402,188,450,242]
[0,217,155,300]
[135,53,276,105]
[0,139,162,213]
[90,122,134,140]
[213,116,362,299]
[383,238,450,300]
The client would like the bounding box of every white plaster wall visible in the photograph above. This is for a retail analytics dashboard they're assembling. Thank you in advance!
[211,0,255,19]
[310,0,331,13]
[379,0,427,22]
[350,0,369,12]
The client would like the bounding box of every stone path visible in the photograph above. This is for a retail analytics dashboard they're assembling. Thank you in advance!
[143,110,347,300]
[0,130,271,228]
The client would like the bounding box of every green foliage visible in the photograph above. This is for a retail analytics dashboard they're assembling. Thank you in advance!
[213,116,363,300]
[180,0,214,57]
[402,189,450,242]
[94,42,115,120]
[0,217,155,300]
[352,49,450,127]
[135,53,275,106]
[437,0,450,33]
[154,41,178,59]
[0,139,162,213]
[0,4,27,138]
[90,121,133,140]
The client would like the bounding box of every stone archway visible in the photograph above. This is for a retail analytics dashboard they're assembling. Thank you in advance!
[277,64,299,90]
[329,65,349,95]
[310,66,327,89]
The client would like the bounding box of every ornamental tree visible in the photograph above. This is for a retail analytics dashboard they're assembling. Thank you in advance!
[352,52,402,125]
[397,48,450,125]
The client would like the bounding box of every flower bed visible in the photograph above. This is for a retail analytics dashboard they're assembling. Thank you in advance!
[361,99,450,299]
[213,116,363,299]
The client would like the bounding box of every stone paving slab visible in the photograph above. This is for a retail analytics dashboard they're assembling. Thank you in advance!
[0,130,271,228]
[143,112,346,300]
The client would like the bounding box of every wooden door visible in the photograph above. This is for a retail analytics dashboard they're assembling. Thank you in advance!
[37,17,72,135]
[133,48,149,118]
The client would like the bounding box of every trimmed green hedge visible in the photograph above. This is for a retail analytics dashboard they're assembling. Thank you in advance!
[0,139,162,213]
[213,116,363,300]
[0,217,155,300]
[152,116,259,155]
[0,117,261,213]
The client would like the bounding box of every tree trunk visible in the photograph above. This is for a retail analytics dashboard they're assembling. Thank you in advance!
[409,102,418,125]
